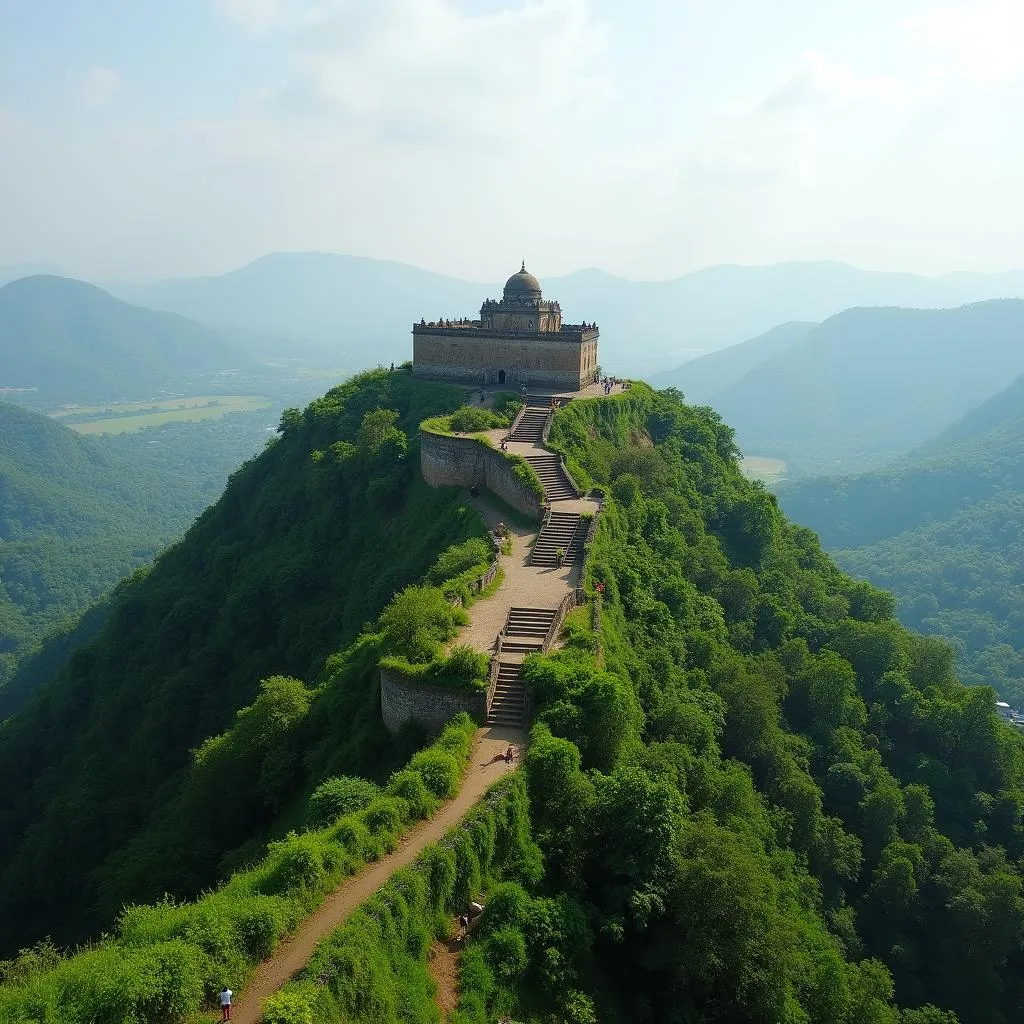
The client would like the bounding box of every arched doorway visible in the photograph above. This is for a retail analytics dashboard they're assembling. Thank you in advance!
[498,369,506,384]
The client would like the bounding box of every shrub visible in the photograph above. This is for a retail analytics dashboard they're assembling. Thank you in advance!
[308,776,381,828]
[409,749,462,800]
[427,538,493,586]
[263,983,318,1024]
[386,769,438,819]
[450,406,501,432]
[378,585,465,661]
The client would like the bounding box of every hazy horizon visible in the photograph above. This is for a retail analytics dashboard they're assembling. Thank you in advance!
[2,1,1022,283]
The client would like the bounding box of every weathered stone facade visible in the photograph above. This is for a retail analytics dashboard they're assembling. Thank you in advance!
[420,428,545,520]
[412,264,599,390]
[380,666,486,734]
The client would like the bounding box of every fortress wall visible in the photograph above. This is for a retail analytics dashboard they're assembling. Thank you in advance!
[380,666,486,734]
[413,332,588,389]
[420,429,544,520]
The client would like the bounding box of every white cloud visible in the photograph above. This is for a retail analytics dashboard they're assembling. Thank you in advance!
[266,0,610,148]
[906,0,1024,84]
[214,0,290,33]
[685,51,907,188]
[83,67,121,106]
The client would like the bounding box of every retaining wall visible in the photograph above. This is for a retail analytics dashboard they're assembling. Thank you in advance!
[420,429,544,520]
[380,666,487,734]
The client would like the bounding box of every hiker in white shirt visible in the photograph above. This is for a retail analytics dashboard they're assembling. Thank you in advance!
[220,986,233,1020]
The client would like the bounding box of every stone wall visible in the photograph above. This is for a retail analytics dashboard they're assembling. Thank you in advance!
[413,330,596,390]
[420,429,544,520]
[380,666,486,734]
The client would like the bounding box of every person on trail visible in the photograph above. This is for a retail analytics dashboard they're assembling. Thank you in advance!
[458,913,469,941]
[504,744,515,764]
[220,987,232,1021]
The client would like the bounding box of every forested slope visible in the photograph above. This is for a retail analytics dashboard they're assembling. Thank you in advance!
[0,403,270,700]
[780,374,1024,705]
[0,371,479,952]
[3,379,1023,1024]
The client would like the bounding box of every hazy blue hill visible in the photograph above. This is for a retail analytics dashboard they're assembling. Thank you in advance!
[109,254,1024,378]
[779,373,1024,704]
[648,320,817,401]
[111,252,488,369]
[0,275,262,404]
[712,298,1024,475]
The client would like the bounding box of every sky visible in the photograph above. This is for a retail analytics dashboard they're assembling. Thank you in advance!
[0,0,1021,281]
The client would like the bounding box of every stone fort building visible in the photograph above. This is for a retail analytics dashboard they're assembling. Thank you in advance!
[412,263,599,390]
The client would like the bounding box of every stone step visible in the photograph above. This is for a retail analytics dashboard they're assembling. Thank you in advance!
[487,660,527,726]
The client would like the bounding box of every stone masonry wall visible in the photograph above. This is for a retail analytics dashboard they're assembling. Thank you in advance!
[413,331,591,390]
[380,666,486,734]
[420,429,544,520]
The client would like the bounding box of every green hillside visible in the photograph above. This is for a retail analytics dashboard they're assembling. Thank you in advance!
[650,319,817,401]
[0,402,271,699]
[2,380,1023,1024]
[0,275,262,405]
[0,371,481,950]
[713,299,1024,476]
[780,373,1024,706]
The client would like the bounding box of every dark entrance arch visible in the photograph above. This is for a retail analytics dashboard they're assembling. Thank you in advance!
[498,369,506,384]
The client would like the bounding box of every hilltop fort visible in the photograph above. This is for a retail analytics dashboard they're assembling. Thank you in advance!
[412,262,599,390]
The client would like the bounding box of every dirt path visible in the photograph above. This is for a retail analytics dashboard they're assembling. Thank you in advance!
[428,937,462,1020]
[226,726,523,1024]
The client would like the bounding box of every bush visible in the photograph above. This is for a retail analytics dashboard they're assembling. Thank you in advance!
[427,538,493,586]
[386,769,438,819]
[263,983,318,1023]
[308,776,381,828]
[450,406,502,432]
[378,585,466,661]
[409,749,462,800]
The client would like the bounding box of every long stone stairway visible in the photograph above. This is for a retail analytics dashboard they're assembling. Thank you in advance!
[508,405,548,443]
[486,662,527,726]
[531,511,584,567]
[525,453,578,501]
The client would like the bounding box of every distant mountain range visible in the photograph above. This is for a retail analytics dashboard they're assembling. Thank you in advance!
[0,276,265,405]
[693,299,1024,476]
[106,254,1024,376]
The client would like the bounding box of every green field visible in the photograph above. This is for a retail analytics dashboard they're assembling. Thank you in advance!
[52,395,272,435]
[741,454,787,483]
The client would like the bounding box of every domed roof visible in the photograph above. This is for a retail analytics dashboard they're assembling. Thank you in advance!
[503,262,542,299]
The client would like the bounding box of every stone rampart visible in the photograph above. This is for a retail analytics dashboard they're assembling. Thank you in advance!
[380,666,486,734]
[420,429,544,520]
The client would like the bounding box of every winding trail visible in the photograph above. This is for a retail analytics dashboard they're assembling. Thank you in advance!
[224,383,620,1021]
[228,726,520,1024]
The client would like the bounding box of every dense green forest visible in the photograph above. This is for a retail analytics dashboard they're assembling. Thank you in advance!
[0,371,480,951]
[781,372,1024,707]
[710,299,1024,475]
[3,377,1024,1024]
[0,403,281,703]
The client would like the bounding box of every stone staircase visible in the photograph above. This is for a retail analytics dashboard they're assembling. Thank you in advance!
[501,605,557,653]
[525,453,578,502]
[508,406,548,443]
[531,511,584,567]
[487,662,527,727]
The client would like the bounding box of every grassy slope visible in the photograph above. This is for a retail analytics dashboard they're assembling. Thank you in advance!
[0,370,481,953]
